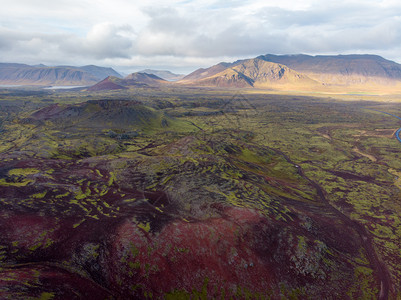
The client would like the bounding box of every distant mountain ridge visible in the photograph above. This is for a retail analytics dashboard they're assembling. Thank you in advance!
[140,69,185,81]
[4,53,401,92]
[180,63,233,82]
[0,63,121,86]
[88,72,166,91]
[258,54,401,77]
[179,54,401,92]
[125,72,166,84]
[179,58,320,90]
[258,54,401,86]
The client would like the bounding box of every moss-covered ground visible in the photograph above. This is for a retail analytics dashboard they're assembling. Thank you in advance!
[0,87,400,298]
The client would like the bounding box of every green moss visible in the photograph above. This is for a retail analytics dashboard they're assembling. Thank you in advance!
[297,236,307,253]
[355,266,373,275]
[130,243,139,258]
[55,191,70,199]
[73,218,86,228]
[37,292,55,300]
[0,178,34,187]
[29,243,42,252]
[108,172,116,186]
[347,265,378,299]
[74,187,91,200]
[138,222,151,232]
[44,239,54,249]
[129,261,141,269]
[32,191,47,199]
[165,290,191,300]
[8,168,40,176]
[100,185,109,196]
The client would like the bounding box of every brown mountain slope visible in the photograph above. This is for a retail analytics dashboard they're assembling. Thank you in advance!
[179,54,401,92]
[195,68,254,88]
[231,59,320,89]
[182,58,320,90]
[258,54,401,87]
[87,76,127,91]
[179,63,233,83]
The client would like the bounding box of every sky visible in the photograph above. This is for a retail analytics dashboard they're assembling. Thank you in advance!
[1,0,401,74]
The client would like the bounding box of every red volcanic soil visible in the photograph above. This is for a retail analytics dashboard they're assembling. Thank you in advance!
[0,265,113,299]
[108,207,277,298]
[30,103,66,120]
[0,155,385,298]
[88,76,127,91]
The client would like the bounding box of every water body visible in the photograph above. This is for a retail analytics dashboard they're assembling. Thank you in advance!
[43,86,87,90]
[0,85,23,88]
[395,128,401,143]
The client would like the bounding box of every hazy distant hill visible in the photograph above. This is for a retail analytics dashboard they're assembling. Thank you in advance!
[77,65,122,80]
[125,72,166,85]
[258,54,401,86]
[140,69,185,81]
[179,63,233,83]
[88,72,166,91]
[0,63,122,86]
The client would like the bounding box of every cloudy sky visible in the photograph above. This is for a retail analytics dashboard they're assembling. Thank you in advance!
[1,0,400,73]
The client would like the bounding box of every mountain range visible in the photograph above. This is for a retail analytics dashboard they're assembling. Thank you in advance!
[85,54,401,93]
[178,54,401,92]
[0,63,121,86]
[2,54,401,92]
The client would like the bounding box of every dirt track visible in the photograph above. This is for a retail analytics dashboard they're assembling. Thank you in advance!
[275,147,392,300]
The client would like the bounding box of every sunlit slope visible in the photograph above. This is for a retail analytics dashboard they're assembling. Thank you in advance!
[180,58,320,90]
[259,54,401,92]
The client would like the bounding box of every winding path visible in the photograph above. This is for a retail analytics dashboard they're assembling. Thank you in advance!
[367,109,401,143]
[270,147,392,300]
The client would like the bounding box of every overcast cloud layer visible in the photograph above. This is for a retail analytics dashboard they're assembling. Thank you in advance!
[0,0,400,73]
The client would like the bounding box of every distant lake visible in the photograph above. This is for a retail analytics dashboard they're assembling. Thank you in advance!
[43,85,87,90]
[0,85,23,87]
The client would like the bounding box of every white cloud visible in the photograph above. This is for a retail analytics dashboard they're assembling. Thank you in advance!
[1,0,401,72]
[74,23,135,59]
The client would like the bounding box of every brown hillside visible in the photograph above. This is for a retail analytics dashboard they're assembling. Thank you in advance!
[259,54,401,87]
[179,63,232,82]
[181,58,320,90]
[88,76,127,91]
[196,68,254,88]
[232,59,320,89]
